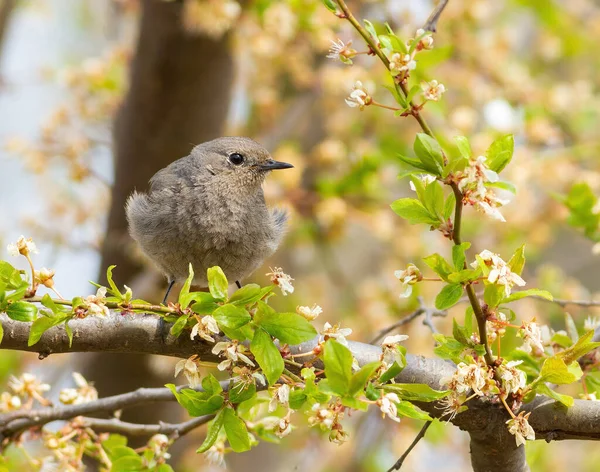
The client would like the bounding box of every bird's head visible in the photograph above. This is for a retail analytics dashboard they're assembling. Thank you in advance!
[192,137,293,188]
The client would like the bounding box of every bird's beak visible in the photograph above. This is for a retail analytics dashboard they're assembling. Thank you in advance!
[257,159,294,171]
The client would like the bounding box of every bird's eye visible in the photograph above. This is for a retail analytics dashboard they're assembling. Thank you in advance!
[229,153,244,166]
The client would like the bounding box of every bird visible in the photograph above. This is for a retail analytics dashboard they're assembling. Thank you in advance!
[125,136,293,304]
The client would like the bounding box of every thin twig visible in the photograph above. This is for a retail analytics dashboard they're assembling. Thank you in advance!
[370,297,446,344]
[532,296,600,308]
[0,382,230,438]
[423,0,450,32]
[79,415,213,438]
[387,421,432,471]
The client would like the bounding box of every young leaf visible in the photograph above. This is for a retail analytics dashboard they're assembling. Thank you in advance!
[166,384,224,417]
[229,284,263,306]
[501,289,553,304]
[484,284,505,309]
[452,319,471,346]
[485,134,514,173]
[229,380,257,404]
[422,253,454,280]
[422,181,445,219]
[196,409,226,453]
[397,153,429,172]
[207,266,229,301]
[223,407,251,452]
[556,330,600,365]
[454,136,471,159]
[443,191,456,220]
[169,313,190,337]
[321,0,337,13]
[64,322,73,348]
[538,357,579,385]
[202,374,223,395]
[452,242,471,270]
[390,198,440,225]
[383,383,450,402]
[7,301,37,322]
[323,339,353,396]
[190,293,220,314]
[0,322,3,345]
[413,133,444,175]
[363,19,377,40]
[507,245,525,275]
[178,264,195,307]
[250,328,284,386]
[396,401,432,420]
[348,361,381,397]
[105,265,124,300]
[212,304,251,330]
[535,383,574,407]
[435,284,463,310]
[254,303,317,344]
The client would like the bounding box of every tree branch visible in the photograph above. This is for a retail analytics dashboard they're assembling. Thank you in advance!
[78,415,213,438]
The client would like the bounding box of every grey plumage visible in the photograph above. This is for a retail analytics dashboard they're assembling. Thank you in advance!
[126,137,293,292]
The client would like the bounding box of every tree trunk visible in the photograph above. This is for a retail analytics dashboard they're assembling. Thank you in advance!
[80,0,235,446]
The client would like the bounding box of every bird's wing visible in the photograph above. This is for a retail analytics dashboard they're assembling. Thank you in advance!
[149,158,198,193]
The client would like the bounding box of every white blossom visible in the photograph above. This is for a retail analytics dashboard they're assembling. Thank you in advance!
[327,39,355,64]
[321,322,352,346]
[409,174,436,191]
[190,315,220,342]
[9,373,50,402]
[266,267,295,296]
[297,304,322,321]
[58,372,97,405]
[421,80,446,101]
[518,320,545,356]
[389,52,416,75]
[7,235,38,257]
[472,250,526,298]
[413,28,434,50]
[308,403,335,429]
[85,287,110,317]
[345,81,371,109]
[584,316,600,332]
[378,392,401,422]
[204,441,226,466]
[394,264,421,298]
[381,334,409,367]
[212,341,255,371]
[440,361,492,397]
[0,392,21,412]
[507,412,535,447]
[269,384,290,412]
[174,356,202,387]
[497,360,526,396]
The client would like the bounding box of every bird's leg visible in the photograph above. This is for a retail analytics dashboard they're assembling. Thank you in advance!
[235,280,242,289]
[159,279,175,343]
[162,280,175,305]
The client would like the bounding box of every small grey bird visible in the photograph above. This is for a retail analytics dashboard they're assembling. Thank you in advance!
[126,137,293,303]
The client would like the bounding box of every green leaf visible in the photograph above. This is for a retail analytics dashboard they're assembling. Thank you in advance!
[422,253,454,281]
[229,380,257,404]
[212,304,251,329]
[397,154,429,172]
[229,284,263,306]
[390,198,439,225]
[396,401,432,420]
[452,319,471,346]
[422,181,445,219]
[111,455,143,472]
[323,339,353,396]
[501,289,553,304]
[178,264,195,307]
[443,191,456,220]
[487,181,517,194]
[535,383,573,407]
[484,284,505,309]
[0,322,3,344]
[485,134,514,173]
[507,245,526,275]
[202,374,223,395]
[169,313,190,337]
[539,357,579,384]
[348,361,381,397]
[413,133,444,176]
[561,182,600,241]
[565,312,579,342]
[321,0,337,13]
[64,322,73,348]
[378,361,403,383]
[207,266,229,301]
[452,242,471,270]
[190,293,220,314]
[250,328,284,386]
[447,269,479,284]
[166,384,224,417]
[384,383,450,402]
[105,265,124,300]
[196,408,226,453]
[6,301,37,322]
[556,330,600,365]
[254,302,317,344]
[435,284,463,310]
[0,261,25,290]
[223,407,251,452]
[454,136,471,159]
[363,19,377,39]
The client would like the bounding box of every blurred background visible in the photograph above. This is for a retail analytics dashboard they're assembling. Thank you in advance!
[1,0,600,470]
